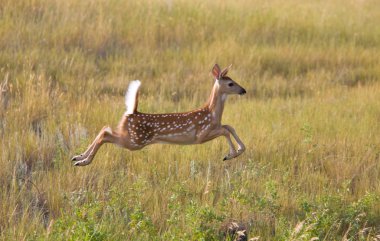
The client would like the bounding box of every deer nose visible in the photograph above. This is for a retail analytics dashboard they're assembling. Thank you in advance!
[239,88,246,95]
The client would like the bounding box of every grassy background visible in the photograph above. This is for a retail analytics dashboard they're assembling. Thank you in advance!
[1,0,380,240]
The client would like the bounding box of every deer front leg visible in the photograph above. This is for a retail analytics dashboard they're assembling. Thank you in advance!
[222,131,238,161]
[222,125,246,157]
[198,128,238,161]
[72,126,120,166]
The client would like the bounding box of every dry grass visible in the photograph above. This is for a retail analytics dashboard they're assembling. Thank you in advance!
[1,0,380,239]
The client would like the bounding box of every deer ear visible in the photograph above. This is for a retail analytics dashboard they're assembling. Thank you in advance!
[220,64,232,77]
[212,64,221,79]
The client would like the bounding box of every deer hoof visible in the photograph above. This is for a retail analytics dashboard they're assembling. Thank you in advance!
[74,160,87,166]
[71,154,84,162]
[223,154,234,161]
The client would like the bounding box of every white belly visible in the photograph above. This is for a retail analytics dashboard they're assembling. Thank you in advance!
[152,129,197,145]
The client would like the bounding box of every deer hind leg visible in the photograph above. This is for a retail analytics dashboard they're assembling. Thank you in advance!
[222,125,246,157]
[72,126,120,166]
[71,126,110,162]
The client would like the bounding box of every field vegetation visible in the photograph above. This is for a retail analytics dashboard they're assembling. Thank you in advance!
[1,0,380,240]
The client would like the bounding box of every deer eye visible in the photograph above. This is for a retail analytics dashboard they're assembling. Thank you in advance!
[228,82,234,87]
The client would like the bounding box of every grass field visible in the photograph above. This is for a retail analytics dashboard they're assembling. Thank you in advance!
[1,0,380,240]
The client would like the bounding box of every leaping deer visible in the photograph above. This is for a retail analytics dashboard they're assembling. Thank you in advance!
[72,64,246,166]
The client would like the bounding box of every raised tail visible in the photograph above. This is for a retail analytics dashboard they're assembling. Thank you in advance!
[125,80,141,114]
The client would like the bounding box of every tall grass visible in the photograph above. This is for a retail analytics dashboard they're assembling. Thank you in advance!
[1,0,380,239]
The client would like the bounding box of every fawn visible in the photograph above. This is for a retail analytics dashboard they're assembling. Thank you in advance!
[72,64,246,166]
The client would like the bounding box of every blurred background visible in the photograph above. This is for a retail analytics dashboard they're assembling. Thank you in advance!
[0,0,380,239]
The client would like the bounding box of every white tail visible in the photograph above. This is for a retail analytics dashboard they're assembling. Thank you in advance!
[72,64,246,166]
[125,80,141,114]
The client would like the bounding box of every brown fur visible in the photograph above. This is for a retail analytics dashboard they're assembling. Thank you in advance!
[71,64,246,166]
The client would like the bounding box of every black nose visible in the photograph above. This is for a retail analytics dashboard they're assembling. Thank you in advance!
[239,88,246,95]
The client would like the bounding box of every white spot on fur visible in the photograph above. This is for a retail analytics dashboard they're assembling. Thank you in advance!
[221,94,227,102]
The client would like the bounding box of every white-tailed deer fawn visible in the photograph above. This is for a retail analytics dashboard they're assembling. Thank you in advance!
[72,64,246,166]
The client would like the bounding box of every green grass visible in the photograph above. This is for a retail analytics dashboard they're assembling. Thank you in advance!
[1,0,380,240]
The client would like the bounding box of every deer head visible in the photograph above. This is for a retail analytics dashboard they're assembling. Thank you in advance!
[212,64,246,95]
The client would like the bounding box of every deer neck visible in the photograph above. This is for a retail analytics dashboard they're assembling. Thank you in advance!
[205,81,227,123]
